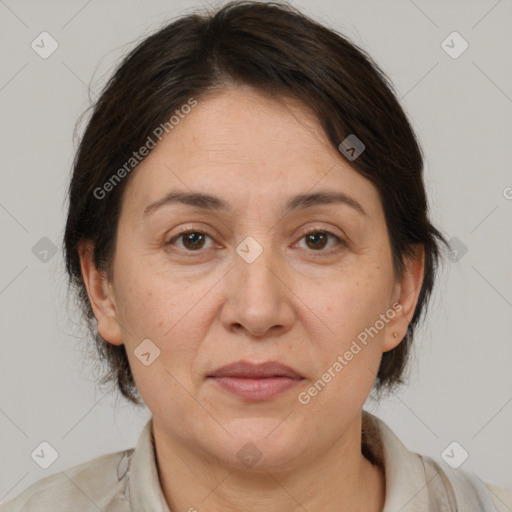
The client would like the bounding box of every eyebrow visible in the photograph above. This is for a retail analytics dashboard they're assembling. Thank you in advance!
[143,189,367,217]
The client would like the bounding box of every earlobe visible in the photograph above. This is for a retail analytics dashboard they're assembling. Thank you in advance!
[383,245,425,352]
[78,242,124,346]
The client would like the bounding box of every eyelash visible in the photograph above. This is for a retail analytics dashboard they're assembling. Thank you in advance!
[166,228,345,256]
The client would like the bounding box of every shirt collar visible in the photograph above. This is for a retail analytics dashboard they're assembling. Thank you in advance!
[128,412,429,511]
[129,417,171,512]
[362,411,429,511]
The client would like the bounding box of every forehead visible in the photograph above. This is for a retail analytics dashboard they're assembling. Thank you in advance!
[121,86,380,218]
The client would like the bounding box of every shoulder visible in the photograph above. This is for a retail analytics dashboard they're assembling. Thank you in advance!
[485,482,512,512]
[0,449,133,512]
[363,412,512,511]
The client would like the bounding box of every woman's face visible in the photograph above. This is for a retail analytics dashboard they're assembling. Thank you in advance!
[82,86,422,470]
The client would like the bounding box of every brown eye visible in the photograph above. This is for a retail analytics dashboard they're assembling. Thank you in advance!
[168,231,212,251]
[297,230,342,253]
[305,232,328,250]
[182,232,206,250]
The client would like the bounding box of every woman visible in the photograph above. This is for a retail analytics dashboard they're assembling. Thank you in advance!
[2,1,510,511]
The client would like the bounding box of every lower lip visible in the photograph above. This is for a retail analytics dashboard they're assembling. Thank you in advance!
[209,376,302,401]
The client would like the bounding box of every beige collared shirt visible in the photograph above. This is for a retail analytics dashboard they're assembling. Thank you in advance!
[1,411,510,511]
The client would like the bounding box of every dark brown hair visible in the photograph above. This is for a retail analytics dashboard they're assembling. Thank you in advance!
[64,0,448,404]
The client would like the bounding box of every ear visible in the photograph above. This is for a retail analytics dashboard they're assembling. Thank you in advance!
[78,241,124,346]
[383,244,425,352]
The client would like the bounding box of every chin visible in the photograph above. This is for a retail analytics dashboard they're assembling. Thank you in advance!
[209,417,308,472]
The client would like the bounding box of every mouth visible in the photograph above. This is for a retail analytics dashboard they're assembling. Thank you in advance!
[207,360,304,401]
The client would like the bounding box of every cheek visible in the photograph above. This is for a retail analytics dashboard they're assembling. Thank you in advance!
[114,262,215,376]
[299,262,394,346]
[114,257,195,338]
[116,269,213,419]
[297,281,388,415]
[294,259,394,404]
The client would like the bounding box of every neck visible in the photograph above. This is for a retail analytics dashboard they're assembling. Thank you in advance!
[152,412,386,512]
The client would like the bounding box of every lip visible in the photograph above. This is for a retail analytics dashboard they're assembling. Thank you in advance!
[207,360,304,401]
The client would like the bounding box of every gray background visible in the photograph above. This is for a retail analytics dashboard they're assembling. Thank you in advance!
[1,0,511,502]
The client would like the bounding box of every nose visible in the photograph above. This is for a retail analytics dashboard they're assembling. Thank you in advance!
[220,245,296,339]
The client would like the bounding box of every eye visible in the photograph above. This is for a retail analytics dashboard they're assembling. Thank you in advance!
[167,230,214,251]
[166,228,344,254]
[295,230,343,253]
